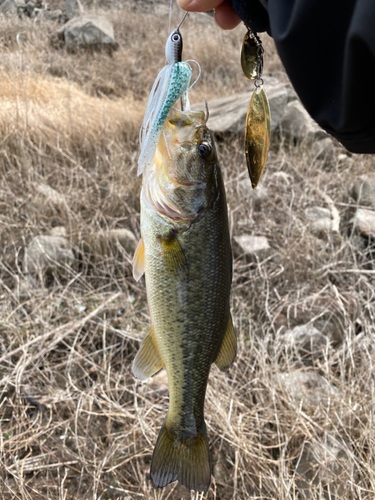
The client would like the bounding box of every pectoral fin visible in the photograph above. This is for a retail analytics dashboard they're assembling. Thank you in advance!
[132,326,164,381]
[133,238,145,281]
[215,314,237,371]
[158,230,187,274]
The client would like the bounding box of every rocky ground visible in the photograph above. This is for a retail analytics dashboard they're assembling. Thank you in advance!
[1,1,375,499]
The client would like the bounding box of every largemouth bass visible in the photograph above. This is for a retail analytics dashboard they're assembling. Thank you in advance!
[132,107,236,492]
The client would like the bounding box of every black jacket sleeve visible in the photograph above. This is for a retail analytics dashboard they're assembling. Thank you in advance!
[232,0,375,154]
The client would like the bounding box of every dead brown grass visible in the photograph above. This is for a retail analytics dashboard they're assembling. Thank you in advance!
[1,2,375,499]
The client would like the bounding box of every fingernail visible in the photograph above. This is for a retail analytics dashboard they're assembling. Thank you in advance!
[177,0,191,7]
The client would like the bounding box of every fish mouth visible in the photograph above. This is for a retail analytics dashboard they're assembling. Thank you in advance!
[142,107,210,222]
[166,107,206,129]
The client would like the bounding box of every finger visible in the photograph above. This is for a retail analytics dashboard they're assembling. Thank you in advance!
[214,1,241,29]
[177,0,225,12]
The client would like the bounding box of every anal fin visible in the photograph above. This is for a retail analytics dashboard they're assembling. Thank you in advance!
[133,237,145,281]
[132,325,163,381]
[214,314,237,372]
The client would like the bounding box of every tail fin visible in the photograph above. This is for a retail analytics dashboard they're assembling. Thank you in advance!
[150,421,211,492]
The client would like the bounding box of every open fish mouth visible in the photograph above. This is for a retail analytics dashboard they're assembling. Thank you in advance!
[142,108,209,222]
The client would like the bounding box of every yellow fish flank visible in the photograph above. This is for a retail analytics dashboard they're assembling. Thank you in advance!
[132,108,236,492]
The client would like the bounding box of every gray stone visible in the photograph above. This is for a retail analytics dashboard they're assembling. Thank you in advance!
[310,138,335,165]
[282,324,329,354]
[285,83,298,103]
[234,234,271,260]
[24,1,35,17]
[191,78,288,134]
[279,371,339,412]
[57,14,118,52]
[24,235,75,277]
[296,435,355,498]
[305,206,334,238]
[310,217,333,236]
[352,208,375,239]
[352,175,375,208]
[40,8,62,21]
[266,80,289,131]
[305,206,331,222]
[22,0,42,17]
[108,228,137,255]
[35,183,68,212]
[0,0,19,15]
[280,100,328,143]
[62,0,83,23]
[50,226,67,237]
[79,228,137,259]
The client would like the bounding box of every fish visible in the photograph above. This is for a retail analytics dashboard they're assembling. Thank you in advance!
[138,15,193,176]
[132,107,236,492]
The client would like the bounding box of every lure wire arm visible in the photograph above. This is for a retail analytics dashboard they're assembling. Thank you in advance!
[177,11,188,30]
[204,98,209,125]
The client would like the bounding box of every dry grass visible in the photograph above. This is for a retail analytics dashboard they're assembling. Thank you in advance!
[1,2,375,499]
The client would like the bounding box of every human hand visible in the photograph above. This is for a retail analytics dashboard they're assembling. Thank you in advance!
[176,0,241,30]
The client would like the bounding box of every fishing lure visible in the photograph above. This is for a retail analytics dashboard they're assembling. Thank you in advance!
[138,14,194,176]
[241,28,271,189]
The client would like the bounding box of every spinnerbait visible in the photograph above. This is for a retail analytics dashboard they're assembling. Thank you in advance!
[138,13,198,176]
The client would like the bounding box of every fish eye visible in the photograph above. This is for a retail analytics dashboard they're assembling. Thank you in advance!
[198,142,212,158]
[172,33,181,42]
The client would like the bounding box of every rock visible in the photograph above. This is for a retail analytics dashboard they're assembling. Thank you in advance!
[62,0,83,23]
[296,435,355,498]
[280,100,327,143]
[279,371,339,412]
[305,206,333,238]
[234,234,271,259]
[310,138,335,165]
[191,78,288,134]
[352,175,375,208]
[305,207,331,221]
[22,0,42,17]
[285,83,298,103]
[24,235,75,278]
[57,14,118,53]
[352,208,375,239]
[40,8,62,21]
[310,217,333,236]
[24,1,35,17]
[79,228,138,259]
[282,324,329,354]
[35,183,68,212]
[0,0,19,15]
[266,80,289,131]
[50,226,67,237]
